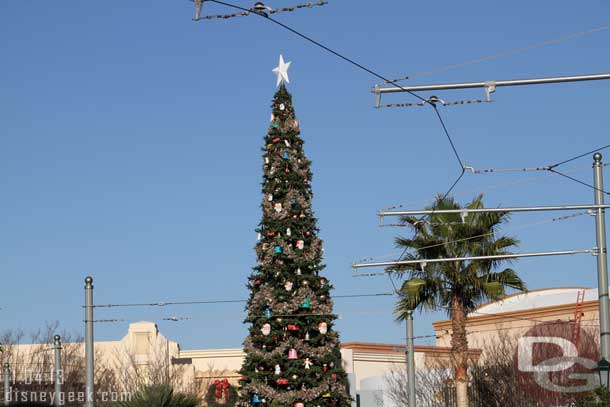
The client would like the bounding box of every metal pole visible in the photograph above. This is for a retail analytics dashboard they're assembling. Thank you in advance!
[406,311,416,407]
[84,276,94,407]
[3,363,9,407]
[373,72,610,95]
[53,335,63,407]
[594,153,610,360]
[352,248,593,269]
[378,204,610,219]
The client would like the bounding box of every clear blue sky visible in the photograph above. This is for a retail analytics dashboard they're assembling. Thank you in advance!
[1,1,609,349]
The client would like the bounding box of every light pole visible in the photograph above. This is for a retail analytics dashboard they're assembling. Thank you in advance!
[405,311,416,407]
[53,335,63,407]
[3,362,9,407]
[594,153,610,361]
[84,276,94,407]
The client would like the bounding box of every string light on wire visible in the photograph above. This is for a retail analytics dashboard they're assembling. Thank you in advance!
[192,0,328,21]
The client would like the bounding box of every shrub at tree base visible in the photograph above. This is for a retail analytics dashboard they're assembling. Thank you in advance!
[112,384,198,407]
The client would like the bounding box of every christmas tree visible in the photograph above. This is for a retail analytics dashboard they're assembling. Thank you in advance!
[239,56,351,407]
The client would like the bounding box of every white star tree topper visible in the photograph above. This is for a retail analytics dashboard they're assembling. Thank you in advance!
[272,55,291,87]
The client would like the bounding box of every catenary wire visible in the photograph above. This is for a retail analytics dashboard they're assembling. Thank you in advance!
[386,23,610,83]
[89,292,394,309]
[548,168,610,196]
[355,204,589,266]
[205,0,465,175]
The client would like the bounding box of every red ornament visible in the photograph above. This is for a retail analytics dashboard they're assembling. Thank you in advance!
[266,231,276,237]
[332,374,337,381]
[276,378,289,385]
[272,137,281,143]
[287,324,300,331]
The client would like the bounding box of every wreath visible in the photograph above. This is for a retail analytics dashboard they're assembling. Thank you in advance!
[205,379,238,407]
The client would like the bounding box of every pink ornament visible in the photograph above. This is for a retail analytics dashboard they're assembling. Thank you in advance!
[318,322,328,335]
[288,348,298,360]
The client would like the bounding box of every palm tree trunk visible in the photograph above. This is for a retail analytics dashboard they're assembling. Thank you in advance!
[450,297,469,407]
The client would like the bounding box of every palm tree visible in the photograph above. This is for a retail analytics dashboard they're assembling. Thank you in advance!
[388,194,526,407]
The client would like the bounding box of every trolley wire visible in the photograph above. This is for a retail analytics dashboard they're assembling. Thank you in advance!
[205,0,465,176]
[89,292,393,309]
[386,23,610,83]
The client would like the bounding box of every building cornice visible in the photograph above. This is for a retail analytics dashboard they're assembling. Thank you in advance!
[433,300,599,331]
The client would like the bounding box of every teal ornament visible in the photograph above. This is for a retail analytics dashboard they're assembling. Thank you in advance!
[273,122,279,129]
[301,297,310,309]
[291,197,297,206]
[252,394,261,403]
[274,245,282,254]
[265,307,272,319]
[283,151,289,159]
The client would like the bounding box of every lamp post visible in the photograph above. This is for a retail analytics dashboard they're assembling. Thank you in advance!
[599,358,610,390]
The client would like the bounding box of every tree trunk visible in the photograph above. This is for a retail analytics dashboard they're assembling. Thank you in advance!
[450,297,469,407]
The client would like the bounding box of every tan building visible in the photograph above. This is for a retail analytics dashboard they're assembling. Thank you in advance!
[433,287,600,356]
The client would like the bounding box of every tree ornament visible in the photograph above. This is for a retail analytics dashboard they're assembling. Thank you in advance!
[275,364,281,375]
[296,267,302,275]
[305,231,312,237]
[288,348,298,359]
[284,140,291,147]
[273,122,279,129]
[257,232,262,241]
[287,324,299,331]
[319,278,326,286]
[268,194,273,201]
[318,322,328,335]
[323,363,328,372]
[284,281,294,291]
[272,137,281,143]
[319,294,327,300]
[304,358,312,369]
[274,246,282,254]
[270,113,275,122]
[301,297,310,309]
[294,119,299,127]
[264,307,272,319]
[291,374,299,381]
[254,279,262,286]
[283,151,289,159]
[305,331,310,341]
[286,227,292,236]
[279,103,285,111]
[296,240,305,250]
[261,323,271,336]
[276,317,283,323]
[252,394,261,403]
[274,203,282,213]
[302,280,309,286]
[265,156,270,164]
[276,378,289,385]
[332,373,337,381]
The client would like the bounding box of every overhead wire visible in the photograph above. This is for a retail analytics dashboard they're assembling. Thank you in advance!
[354,207,590,269]
[204,0,466,182]
[89,292,394,309]
[386,23,610,83]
